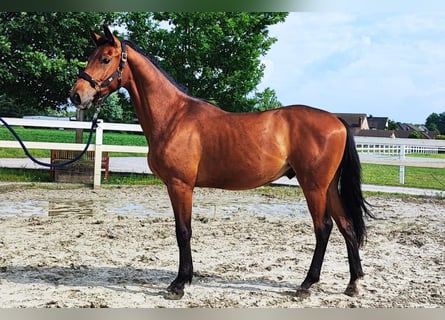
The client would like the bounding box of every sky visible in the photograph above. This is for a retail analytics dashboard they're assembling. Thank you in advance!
[257,11,445,124]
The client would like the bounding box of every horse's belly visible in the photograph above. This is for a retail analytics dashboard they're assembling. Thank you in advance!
[194,130,291,189]
[195,161,290,190]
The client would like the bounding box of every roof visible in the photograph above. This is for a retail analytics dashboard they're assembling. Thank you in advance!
[367,116,388,130]
[396,123,436,139]
[335,113,368,129]
[355,129,395,138]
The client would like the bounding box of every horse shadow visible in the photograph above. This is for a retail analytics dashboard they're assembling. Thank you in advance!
[0,264,298,298]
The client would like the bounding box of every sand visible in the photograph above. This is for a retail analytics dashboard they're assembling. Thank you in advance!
[0,183,443,308]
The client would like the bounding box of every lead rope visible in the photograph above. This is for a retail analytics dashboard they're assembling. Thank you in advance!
[0,109,100,168]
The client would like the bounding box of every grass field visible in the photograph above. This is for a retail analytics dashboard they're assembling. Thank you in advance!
[1,127,444,190]
[361,163,445,190]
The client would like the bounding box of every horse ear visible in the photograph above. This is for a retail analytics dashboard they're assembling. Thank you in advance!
[103,24,115,46]
[90,30,102,46]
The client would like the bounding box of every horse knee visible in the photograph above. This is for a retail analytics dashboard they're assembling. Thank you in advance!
[314,214,333,242]
[322,215,333,233]
[175,225,192,245]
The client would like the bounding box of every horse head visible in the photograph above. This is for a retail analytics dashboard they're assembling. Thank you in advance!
[70,25,126,110]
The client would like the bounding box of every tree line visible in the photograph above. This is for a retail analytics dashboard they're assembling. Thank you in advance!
[425,112,445,136]
[0,12,287,122]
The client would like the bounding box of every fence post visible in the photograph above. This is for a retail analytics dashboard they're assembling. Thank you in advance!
[399,144,405,184]
[93,120,104,188]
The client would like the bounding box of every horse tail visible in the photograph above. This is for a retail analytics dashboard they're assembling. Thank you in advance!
[337,117,373,247]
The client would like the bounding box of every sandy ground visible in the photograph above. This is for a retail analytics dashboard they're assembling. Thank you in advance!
[0,183,443,308]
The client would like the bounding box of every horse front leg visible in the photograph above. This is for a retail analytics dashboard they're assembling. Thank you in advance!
[164,182,194,300]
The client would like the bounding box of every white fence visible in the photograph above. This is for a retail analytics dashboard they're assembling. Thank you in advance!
[0,117,147,188]
[1,118,445,188]
[354,136,445,184]
[355,136,445,156]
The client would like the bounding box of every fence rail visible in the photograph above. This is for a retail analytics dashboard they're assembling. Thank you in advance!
[355,136,445,155]
[1,117,445,188]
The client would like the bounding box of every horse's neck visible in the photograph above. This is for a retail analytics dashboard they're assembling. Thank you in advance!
[123,46,187,140]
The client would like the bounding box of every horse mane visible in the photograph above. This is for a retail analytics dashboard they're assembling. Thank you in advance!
[122,39,221,108]
[122,40,190,95]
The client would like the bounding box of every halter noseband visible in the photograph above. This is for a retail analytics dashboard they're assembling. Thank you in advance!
[77,40,127,107]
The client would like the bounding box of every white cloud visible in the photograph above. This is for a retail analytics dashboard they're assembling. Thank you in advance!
[258,12,445,123]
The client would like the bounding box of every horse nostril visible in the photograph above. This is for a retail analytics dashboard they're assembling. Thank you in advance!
[70,92,81,105]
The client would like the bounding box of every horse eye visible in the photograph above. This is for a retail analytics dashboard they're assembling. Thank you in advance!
[101,57,111,64]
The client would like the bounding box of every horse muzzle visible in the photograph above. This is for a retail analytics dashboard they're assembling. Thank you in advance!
[70,92,82,106]
[70,88,96,110]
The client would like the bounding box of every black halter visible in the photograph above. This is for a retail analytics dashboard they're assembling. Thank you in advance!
[77,41,127,105]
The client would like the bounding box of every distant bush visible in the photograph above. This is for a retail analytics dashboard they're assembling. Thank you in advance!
[408,131,423,139]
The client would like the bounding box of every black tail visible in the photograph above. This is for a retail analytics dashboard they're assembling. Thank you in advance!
[338,118,373,247]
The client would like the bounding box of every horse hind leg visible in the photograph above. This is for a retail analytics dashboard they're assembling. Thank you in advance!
[326,174,364,296]
[296,186,333,298]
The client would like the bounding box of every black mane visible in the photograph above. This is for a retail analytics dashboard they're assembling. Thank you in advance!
[122,40,189,95]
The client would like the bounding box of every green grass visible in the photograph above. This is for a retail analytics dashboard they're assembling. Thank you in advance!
[406,153,445,159]
[0,168,163,185]
[361,163,445,190]
[103,173,163,185]
[0,168,51,182]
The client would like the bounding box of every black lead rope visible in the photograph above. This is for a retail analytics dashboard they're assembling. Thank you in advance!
[0,115,99,168]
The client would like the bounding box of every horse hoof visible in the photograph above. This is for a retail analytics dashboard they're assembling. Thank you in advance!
[164,287,184,300]
[295,287,311,299]
[344,284,359,297]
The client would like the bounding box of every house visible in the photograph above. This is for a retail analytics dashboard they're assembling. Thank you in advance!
[335,112,437,139]
[355,116,393,138]
[396,123,436,139]
[367,116,388,130]
[355,129,396,138]
[335,113,369,135]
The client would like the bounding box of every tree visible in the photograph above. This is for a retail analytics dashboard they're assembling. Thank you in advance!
[425,112,445,134]
[1,12,287,116]
[0,12,115,113]
[117,12,287,112]
[85,91,134,123]
[387,119,398,130]
[0,94,19,117]
[253,87,282,111]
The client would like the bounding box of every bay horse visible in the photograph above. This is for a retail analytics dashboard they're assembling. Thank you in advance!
[70,25,372,300]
